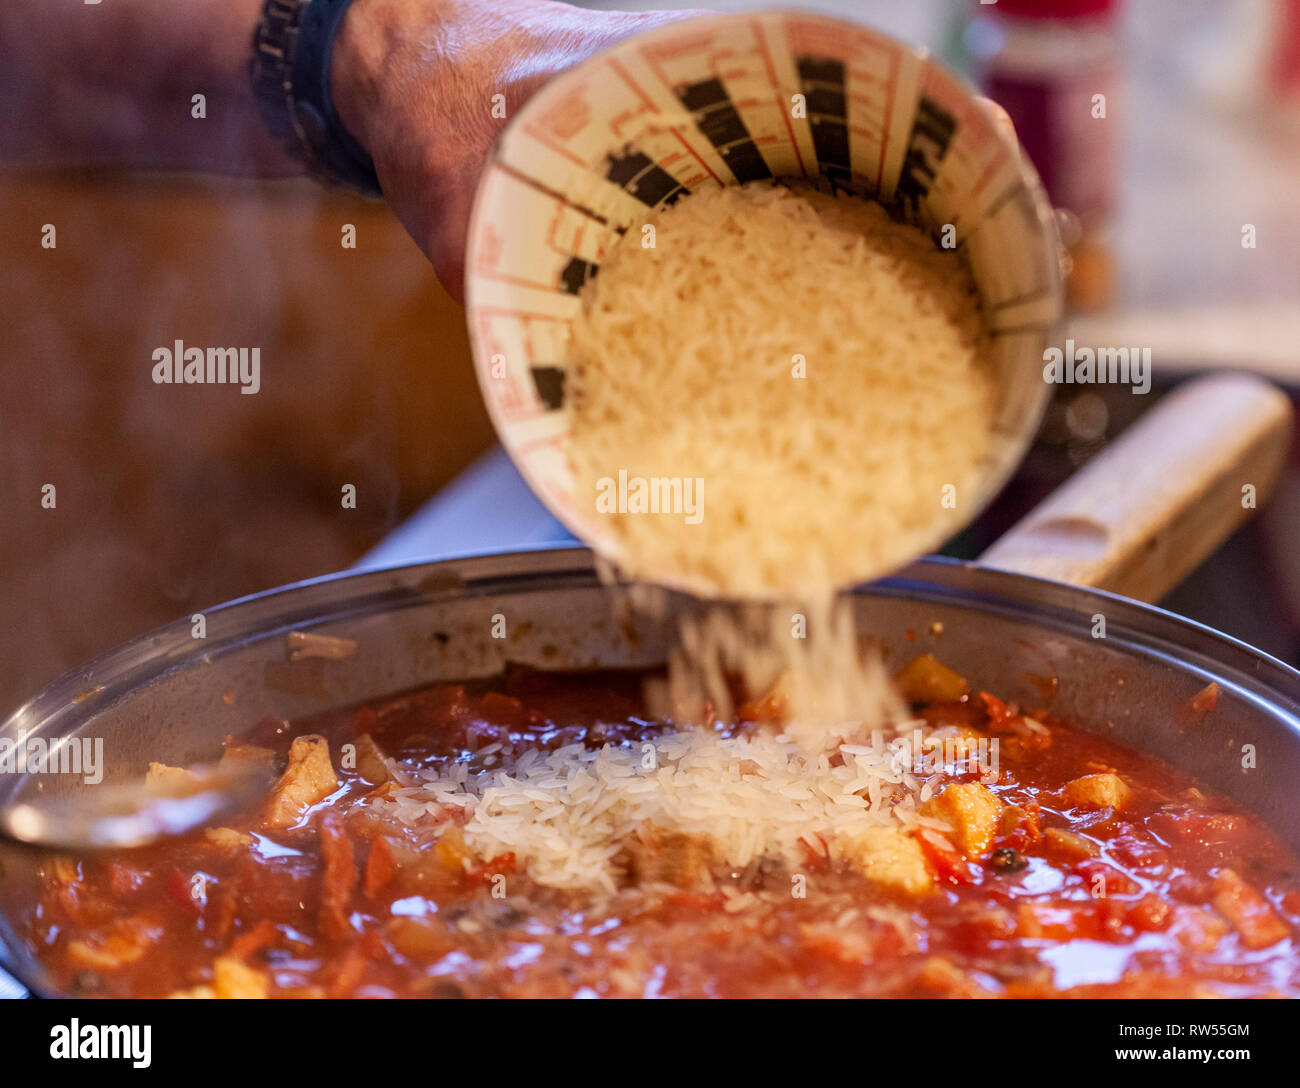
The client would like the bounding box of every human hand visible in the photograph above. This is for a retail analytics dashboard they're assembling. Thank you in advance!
[331,0,708,302]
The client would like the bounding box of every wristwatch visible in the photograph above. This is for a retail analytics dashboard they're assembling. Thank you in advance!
[249,0,382,197]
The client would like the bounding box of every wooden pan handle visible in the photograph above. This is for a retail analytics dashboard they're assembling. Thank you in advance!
[978,372,1293,604]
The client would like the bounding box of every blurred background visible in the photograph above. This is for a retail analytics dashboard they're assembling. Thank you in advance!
[2,0,1300,722]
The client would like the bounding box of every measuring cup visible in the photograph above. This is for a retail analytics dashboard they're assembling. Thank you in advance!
[464,10,1065,598]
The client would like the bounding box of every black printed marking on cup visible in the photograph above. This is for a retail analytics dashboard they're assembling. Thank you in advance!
[676,77,772,184]
[531,366,566,410]
[895,96,957,223]
[604,149,688,207]
[559,257,599,295]
[796,55,854,193]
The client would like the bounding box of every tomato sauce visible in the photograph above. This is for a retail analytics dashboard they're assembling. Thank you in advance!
[22,665,1300,998]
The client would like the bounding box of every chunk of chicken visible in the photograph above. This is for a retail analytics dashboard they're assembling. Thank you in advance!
[618,829,714,888]
[737,671,794,723]
[169,985,217,999]
[1212,868,1289,950]
[350,733,390,784]
[836,826,934,894]
[263,735,338,828]
[799,922,875,964]
[150,748,275,803]
[213,956,269,998]
[1171,906,1230,953]
[894,654,969,704]
[66,917,160,970]
[915,956,988,997]
[1063,772,1131,811]
[1043,827,1101,859]
[932,727,998,780]
[921,782,1002,857]
[204,827,254,850]
[218,743,277,772]
[145,762,192,788]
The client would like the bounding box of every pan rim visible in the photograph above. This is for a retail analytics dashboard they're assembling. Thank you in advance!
[3,544,1296,741]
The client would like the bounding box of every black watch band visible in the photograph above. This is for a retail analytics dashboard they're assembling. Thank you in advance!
[250,0,382,198]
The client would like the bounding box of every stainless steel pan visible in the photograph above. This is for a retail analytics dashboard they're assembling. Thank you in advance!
[1,374,1296,996]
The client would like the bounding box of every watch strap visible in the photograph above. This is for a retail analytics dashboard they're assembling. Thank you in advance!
[250,0,382,198]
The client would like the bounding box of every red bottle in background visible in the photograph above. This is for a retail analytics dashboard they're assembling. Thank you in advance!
[1272,0,1300,104]
[967,0,1122,311]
